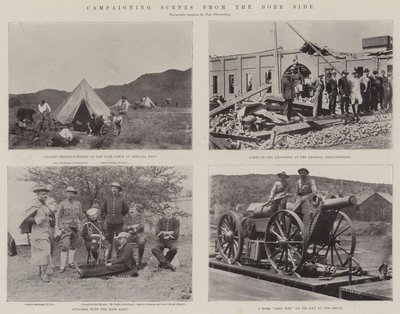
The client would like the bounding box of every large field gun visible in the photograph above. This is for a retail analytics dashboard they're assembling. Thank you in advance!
[216,194,360,276]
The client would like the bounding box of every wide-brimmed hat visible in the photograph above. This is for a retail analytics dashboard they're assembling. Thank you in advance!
[297,168,310,175]
[341,70,348,75]
[331,71,337,75]
[373,70,379,75]
[363,68,370,73]
[278,171,289,178]
[111,182,122,191]
[32,185,50,193]
[86,207,99,218]
[66,186,78,194]
[116,232,129,239]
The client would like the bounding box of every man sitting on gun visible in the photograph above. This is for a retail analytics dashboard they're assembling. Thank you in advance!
[82,207,111,264]
[265,171,291,215]
[123,202,147,269]
[151,204,180,272]
[79,232,139,278]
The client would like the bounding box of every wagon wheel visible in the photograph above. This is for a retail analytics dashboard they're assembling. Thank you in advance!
[265,210,307,275]
[100,121,118,137]
[216,211,243,264]
[311,211,358,272]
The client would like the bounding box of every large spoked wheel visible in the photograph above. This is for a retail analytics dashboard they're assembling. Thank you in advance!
[265,210,307,275]
[311,211,358,272]
[100,121,118,136]
[216,211,243,264]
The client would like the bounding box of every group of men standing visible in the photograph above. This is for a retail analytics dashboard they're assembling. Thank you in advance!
[281,65,392,121]
[20,182,180,282]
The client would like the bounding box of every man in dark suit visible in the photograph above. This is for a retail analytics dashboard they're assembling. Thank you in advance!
[101,182,129,261]
[338,70,351,114]
[325,71,338,115]
[281,71,295,121]
[151,204,180,271]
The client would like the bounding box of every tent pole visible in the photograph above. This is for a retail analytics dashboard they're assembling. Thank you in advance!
[286,22,342,74]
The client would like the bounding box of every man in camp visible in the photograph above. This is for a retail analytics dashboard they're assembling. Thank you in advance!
[267,171,290,214]
[123,202,147,269]
[37,100,52,131]
[118,97,129,115]
[281,70,295,121]
[19,185,55,282]
[87,113,104,135]
[80,232,139,278]
[338,70,351,114]
[151,204,180,272]
[57,186,84,272]
[325,71,338,115]
[101,182,129,262]
[312,74,325,117]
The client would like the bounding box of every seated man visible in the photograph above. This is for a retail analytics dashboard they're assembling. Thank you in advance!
[87,113,104,135]
[110,112,123,135]
[81,207,111,263]
[80,232,139,278]
[151,204,180,272]
[267,171,290,214]
[123,202,147,269]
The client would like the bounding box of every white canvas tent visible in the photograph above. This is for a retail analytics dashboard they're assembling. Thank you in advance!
[138,96,157,109]
[53,78,111,130]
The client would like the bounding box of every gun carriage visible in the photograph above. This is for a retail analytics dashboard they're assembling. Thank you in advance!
[216,194,360,277]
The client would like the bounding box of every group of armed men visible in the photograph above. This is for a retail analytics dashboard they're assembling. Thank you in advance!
[20,182,180,282]
[281,65,393,121]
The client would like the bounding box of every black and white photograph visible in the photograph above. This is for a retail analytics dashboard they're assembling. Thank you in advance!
[209,21,393,150]
[8,22,192,150]
[7,166,192,301]
[209,165,392,301]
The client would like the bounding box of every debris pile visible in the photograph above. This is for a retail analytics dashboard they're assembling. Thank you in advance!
[273,113,391,149]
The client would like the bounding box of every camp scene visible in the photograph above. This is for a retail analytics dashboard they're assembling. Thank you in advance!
[9,23,192,150]
[8,166,192,302]
[209,21,392,150]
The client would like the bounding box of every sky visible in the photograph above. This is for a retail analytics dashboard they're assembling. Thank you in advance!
[209,165,392,185]
[209,20,393,56]
[9,22,192,94]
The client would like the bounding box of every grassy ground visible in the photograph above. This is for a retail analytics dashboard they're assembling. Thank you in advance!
[9,108,192,150]
[8,217,192,302]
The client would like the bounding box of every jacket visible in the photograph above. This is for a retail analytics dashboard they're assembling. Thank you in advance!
[101,194,129,224]
[281,75,295,100]
[112,236,137,269]
[338,76,351,96]
[325,77,338,96]
[155,217,180,240]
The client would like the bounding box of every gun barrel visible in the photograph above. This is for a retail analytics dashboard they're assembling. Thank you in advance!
[321,196,357,210]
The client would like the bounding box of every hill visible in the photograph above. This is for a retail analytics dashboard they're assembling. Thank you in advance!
[209,174,392,216]
[8,68,192,115]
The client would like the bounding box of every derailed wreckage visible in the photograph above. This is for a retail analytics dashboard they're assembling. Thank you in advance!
[216,193,363,278]
[209,24,392,150]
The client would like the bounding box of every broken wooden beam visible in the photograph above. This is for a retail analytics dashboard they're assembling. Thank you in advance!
[210,132,260,143]
[209,84,272,116]
[209,135,231,149]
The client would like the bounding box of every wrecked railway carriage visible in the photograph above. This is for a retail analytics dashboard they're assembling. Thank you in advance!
[209,34,392,150]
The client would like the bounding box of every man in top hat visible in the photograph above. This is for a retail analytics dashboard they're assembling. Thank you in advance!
[267,171,290,213]
[325,71,338,115]
[360,68,371,112]
[57,186,84,272]
[312,74,325,117]
[123,202,147,269]
[152,204,180,271]
[281,70,295,121]
[338,70,351,114]
[19,185,55,282]
[101,182,129,261]
[80,231,139,278]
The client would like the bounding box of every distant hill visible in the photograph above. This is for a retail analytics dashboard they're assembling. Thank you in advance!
[210,174,392,217]
[8,68,192,114]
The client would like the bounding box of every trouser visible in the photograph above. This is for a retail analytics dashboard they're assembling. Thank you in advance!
[361,91,370,112]
[382,88,389,110]
[60,226,80,251]
[130,233,146,262]
[371,91,379,111]
[313,92,323,117]
[283,99,293,121]
[79,263,130,278]
[328,94,337,114]
[106,223,123,260]
[152,239,178,265]
[340,96,350,114]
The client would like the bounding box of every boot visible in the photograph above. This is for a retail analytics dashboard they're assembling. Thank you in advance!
[41,265,50,282]
[59,251,68,272]
[130,266,139,277]
[68,249,76,268]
